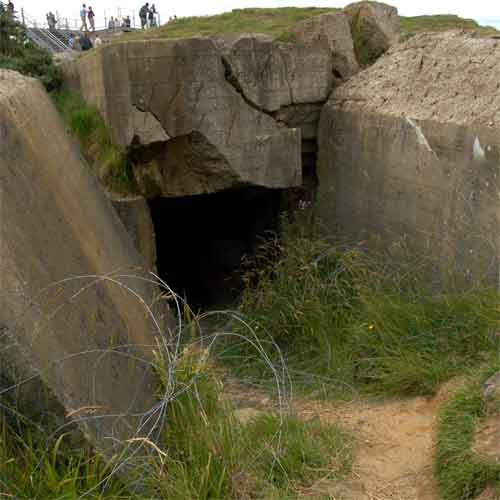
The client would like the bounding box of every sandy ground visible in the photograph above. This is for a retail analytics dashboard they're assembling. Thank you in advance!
[224,379,465,500]
[223,375,500,500]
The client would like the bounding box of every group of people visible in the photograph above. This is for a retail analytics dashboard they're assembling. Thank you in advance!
[67,31,101,51]
[79,4,95,31]
[139,2,157,29]
[107,15,131,29]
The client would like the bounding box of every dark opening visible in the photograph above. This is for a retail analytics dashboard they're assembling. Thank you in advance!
[149,188,283,311]
[301,138,318,202]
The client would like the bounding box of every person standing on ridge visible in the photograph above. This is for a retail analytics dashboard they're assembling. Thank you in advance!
[79,4,87,31]
[139,2,148,29]
[87,5,95,31]
[148,4,156,27]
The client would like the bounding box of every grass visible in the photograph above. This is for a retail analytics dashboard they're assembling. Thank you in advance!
[52,89,138,194]
[222,215,500,399]
[116,9,498,44]
[0,418,127,498]
[0,343,352,499]
[435,363,500,500]
[150,345,352,499]
[121,7,338,41]
[400,15,498,36]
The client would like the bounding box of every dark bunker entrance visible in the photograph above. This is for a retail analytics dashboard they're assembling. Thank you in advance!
[149,188,283,311]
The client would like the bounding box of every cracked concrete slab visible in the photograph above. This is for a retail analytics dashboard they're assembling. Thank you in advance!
[61,38,301,197]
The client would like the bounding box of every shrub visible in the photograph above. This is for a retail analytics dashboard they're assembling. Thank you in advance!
[0,11,61,90]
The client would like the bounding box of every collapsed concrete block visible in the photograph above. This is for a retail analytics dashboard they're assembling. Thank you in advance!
[289,11,360,79]
[0,70,167,453]
[220,35,334,112]
[344,1,400,65]
[61,38,302,198]
[318,33,500,286]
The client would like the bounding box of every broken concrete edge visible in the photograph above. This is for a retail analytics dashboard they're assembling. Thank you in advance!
[61,37,303,198]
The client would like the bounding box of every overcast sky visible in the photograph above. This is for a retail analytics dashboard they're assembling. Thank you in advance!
[18,0,499,31]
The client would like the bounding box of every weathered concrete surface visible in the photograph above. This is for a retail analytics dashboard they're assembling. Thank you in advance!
[345,1,400,65]
[0,70,165,451]
[274,104,323,140]
[111,196,157,272]
[318,33,500,286]
[221,35,334,112]
[289,11,360,79]
[62,38,301,198]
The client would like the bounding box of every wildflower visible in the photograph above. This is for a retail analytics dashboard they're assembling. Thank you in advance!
[368,324,375,331]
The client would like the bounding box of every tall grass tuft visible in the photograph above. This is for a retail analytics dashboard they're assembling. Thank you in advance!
[0,417,126,498]
[150,342,352,499]
[229,216,500,398]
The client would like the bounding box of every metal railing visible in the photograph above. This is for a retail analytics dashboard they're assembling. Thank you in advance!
[19,6,148,32]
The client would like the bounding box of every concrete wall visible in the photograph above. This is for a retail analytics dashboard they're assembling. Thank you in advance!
[0,70,167,452]
[318,109,499,286]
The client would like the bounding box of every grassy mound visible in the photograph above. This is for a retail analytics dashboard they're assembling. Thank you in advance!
[117,8,497,43]
[225,217,500,398]
[435,365,500,500]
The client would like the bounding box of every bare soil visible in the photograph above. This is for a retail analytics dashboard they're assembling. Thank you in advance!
[224,375,499,499]
[223,379,469,499]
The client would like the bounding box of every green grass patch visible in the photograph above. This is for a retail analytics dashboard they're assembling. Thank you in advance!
[400,15,497,37]
[224,217,500,399]
[52,89,138,194]
[0,418,126,498]
[116,9,497,44]
[150,347,352,499]
[0,346,352,498]
[120,7,338,42]
[435,364,500,500]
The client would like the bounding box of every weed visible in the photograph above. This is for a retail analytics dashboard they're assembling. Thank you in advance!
[435,364,500,500]
[52,89,138,194]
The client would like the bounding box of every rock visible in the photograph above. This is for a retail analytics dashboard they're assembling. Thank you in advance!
[472,414,500,463]
[220,35,334,112]
[482,372,500,401]
[317,32,500,287]
[344,1,400,65]
[61,38,301,198]
[474,487,498,500]
[0,70,167,455]
[289,11,360,79]
[111,196,158,272]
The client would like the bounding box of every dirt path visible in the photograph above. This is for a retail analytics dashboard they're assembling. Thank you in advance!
[294,396,441,500]
[224,380,454,500]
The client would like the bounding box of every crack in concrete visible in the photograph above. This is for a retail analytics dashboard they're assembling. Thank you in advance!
[220,55,276,118]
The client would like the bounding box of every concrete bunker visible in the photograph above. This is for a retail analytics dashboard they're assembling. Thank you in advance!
[149,187,284,310]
